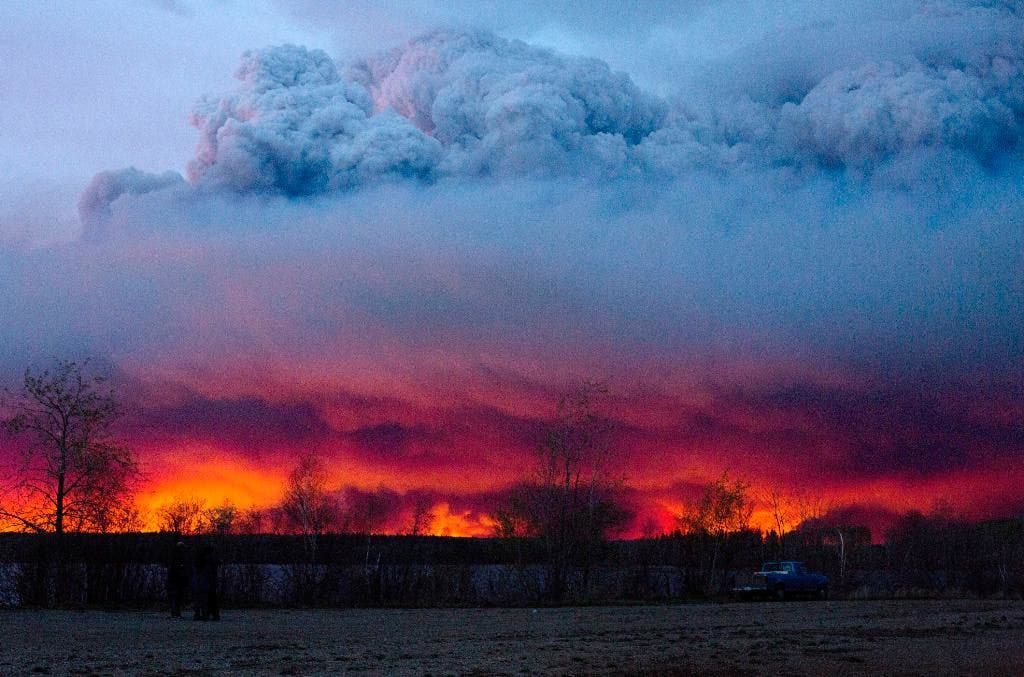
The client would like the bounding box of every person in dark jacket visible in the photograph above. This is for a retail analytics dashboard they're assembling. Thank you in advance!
[167,541,189,618]
[191,546,209,620]
[191,545,220,621]
[205,546,221,621]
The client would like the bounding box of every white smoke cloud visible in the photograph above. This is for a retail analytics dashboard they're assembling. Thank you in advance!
[187,43,442,195]
[78,29,669,221]
[347,29,666,175]
[778,55,1023,169]
[77,1,1024,228]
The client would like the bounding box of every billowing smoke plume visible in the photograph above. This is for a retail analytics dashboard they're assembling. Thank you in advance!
[81,29,666,223]
[346,30,665,176]
[81,2,1024,228]
[780,56,1024,168]
[188,44,442,195]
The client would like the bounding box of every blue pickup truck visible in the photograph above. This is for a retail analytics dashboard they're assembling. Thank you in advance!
[732,561,829,600]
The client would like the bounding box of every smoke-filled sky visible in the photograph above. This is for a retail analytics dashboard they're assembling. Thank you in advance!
[1,0,1023,537]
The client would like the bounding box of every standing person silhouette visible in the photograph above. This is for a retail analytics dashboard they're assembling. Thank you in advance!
[191,546,210,620]
[167,541,189,618]
[191,545,220,621]
[205,545,221,621]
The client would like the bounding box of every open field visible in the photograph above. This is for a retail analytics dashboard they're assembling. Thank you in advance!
[0,600,1022,676]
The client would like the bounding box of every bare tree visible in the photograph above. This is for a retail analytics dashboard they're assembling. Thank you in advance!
[279,455,340,604]
[496,381,629,599]
[280,455,339,552]
[1,360,138,535]
[794,491,830,526]
[493,486,542,539]
[790,491,851,586]
[204,499,238,535]
[681,472,754,594]
[156,496,208,536]
[93,500,144,534]
[762,484,796,553]
[682,472,753,537]
[154,496,239,535]
[236,507,268,535]
[408,495,435,537]
[341,489,389,536]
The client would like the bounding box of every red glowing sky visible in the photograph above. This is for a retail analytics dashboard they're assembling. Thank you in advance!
[115,354,1024,539]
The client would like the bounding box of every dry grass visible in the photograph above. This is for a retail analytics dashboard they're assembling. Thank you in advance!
[0,599,1022,675]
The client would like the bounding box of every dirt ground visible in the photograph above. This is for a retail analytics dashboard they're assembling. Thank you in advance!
[0,599,1022,676]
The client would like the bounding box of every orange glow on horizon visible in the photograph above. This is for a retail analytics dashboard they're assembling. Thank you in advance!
[126,451,1024,537]
[4,435,1020,539]
[424,501,496,537]
[137,449,288,530]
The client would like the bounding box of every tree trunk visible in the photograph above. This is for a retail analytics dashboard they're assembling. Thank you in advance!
[55,450,67,536]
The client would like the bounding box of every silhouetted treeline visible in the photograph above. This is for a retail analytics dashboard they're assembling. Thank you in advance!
[1,512,1021,608]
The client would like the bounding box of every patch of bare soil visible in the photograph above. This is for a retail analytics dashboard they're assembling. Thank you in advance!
[0,599,1022,676]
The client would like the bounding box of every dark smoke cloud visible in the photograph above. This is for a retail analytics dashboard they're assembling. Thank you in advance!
[134,393,335,454]
[706,379,1024,479]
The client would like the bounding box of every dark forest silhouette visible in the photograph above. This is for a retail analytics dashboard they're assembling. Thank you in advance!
[0,510,1021,608]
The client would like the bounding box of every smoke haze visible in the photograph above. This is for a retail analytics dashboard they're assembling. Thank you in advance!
[2,0,1023,535]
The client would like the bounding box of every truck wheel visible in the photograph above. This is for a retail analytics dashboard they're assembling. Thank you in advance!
[818,586,829,600]
[774,586,785,601]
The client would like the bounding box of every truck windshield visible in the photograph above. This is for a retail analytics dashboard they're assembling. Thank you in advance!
[762,562,781,571]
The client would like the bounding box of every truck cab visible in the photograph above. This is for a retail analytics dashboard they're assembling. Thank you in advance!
[734,560,829,600]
